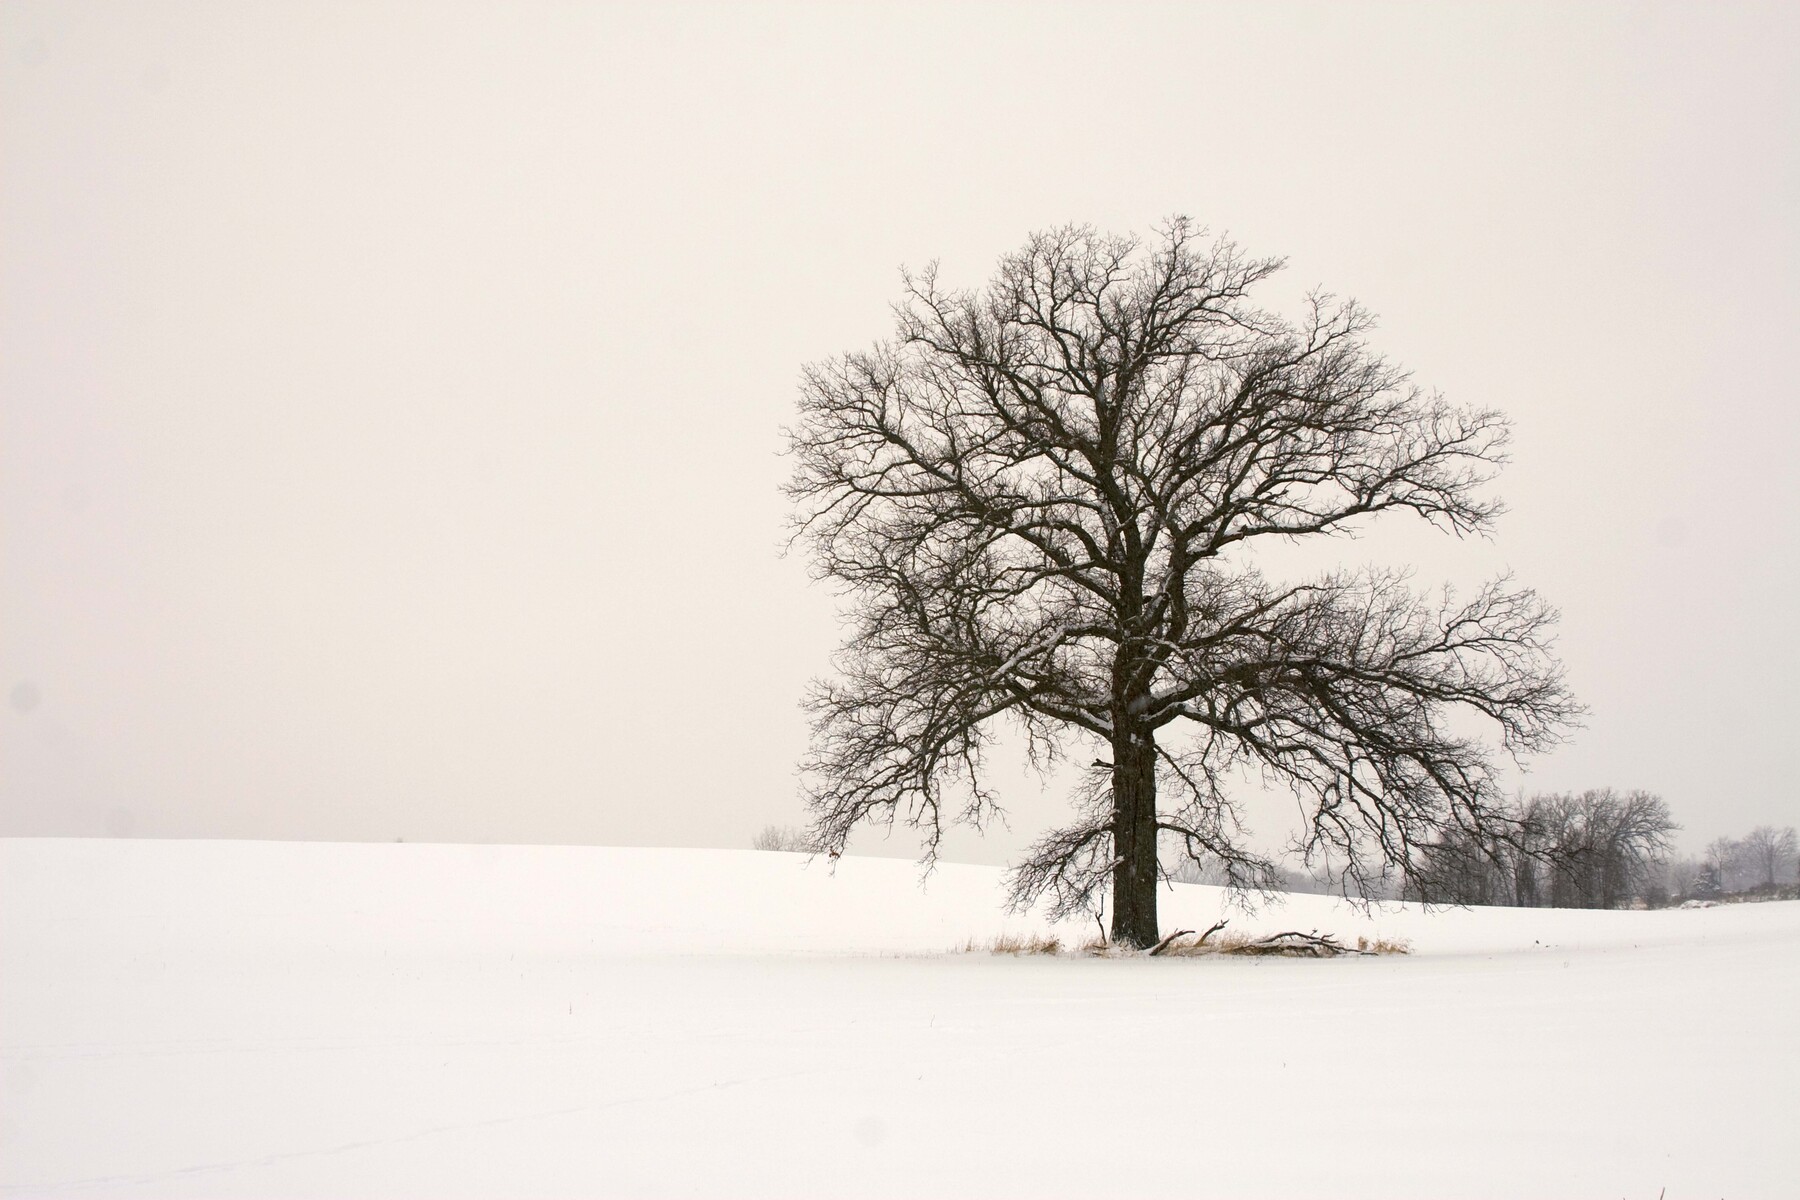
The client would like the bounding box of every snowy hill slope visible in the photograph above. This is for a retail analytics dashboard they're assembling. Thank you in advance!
[4,839,1796,1198]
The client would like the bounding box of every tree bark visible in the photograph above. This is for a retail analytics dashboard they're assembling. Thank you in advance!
[1110,724,1160,948]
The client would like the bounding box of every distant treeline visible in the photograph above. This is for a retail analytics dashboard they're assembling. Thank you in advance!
[758,801,1797,912]
[1666,825,1799,902]
[1405,791,1796,909]
[1166,791,1797,910]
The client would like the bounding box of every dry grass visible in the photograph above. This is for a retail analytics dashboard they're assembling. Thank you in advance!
[957,929,1412,958]
[962,932,1063,955]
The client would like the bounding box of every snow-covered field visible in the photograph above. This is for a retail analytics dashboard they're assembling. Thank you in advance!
[2,840,1794,1198]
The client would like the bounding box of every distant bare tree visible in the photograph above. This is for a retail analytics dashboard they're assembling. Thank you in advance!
[1534,789,1676,909]
[752,824,816,853]
[1406,828,1508,905]
[1657,855,1701,899]
[788,219,1578,945]
[1705,835,1749,893]
[1739,825,1798,889]
[1601,790,1680,906]
[1445,792,1555,908]
[1642,853,1698,907]
[1505,796,1554,907]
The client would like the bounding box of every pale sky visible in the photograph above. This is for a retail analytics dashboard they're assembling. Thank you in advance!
[4,1,1796,861]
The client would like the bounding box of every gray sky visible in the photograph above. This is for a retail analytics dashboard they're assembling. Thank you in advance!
[4,1,1796,861]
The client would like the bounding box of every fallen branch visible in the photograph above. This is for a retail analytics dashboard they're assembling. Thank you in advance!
[1148,928,1194,957]
[1241,930,1350,958]
[1147,917,1232,957]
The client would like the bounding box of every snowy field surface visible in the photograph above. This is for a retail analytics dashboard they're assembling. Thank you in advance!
[2,839,1795,1198]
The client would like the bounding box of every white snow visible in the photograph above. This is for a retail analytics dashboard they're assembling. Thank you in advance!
[3,838,1794,1198]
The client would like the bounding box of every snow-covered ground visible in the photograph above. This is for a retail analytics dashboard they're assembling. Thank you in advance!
[2,839,1794,1198]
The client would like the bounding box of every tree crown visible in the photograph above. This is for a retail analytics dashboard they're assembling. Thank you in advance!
[788,220,1578,918]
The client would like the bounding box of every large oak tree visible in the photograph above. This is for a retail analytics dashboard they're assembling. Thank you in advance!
[787,220,1578,947]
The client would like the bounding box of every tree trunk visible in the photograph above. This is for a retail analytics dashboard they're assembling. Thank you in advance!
[1110,725,1160,948]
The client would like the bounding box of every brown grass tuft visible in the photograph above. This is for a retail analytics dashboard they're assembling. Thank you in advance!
[994,932,1062,955]
[959,932,1063,955]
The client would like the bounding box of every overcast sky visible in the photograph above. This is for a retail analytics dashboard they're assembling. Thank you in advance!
[4,2,1796,863]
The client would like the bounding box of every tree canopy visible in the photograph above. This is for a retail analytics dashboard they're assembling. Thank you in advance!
[787,219,1579,946]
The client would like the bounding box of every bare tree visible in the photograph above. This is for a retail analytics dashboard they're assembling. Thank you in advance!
[787,220,1578,946]
[1406,828,1509,906]
[1592,789,1678,908]
[1504,795,1554,908]
[1437,791,1555,908]
[1706,835,1748,894]
[1654,854,1701,903]
[1534,789,1677,909]
[752,824,816,853]
[1739,825,1798,889]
